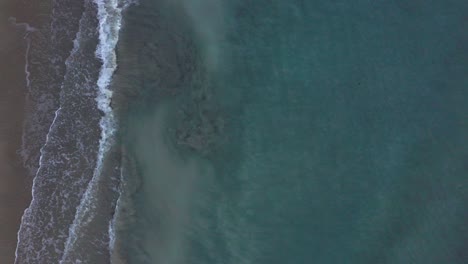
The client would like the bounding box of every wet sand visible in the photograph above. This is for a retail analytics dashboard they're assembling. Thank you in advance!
[0,0,32,262]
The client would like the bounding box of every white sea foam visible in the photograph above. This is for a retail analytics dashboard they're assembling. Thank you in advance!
[14,21,84,262]
[14,106,63,263]
[14,10,86,264]
[8,17,37,90]
[8,17,38,32]
[60,0,130,261]
[24,37,32,88]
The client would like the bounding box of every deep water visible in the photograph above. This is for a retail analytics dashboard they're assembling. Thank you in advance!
[114,0,468,263]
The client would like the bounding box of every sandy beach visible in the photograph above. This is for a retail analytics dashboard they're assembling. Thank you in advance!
[0,1,32,262]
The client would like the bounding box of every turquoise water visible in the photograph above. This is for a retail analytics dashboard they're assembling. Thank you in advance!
[116,0,467,263]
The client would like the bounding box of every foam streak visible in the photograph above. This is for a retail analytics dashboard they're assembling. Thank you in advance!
[60,0,129,261]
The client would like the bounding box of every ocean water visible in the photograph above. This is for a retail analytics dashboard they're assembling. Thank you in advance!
[113,0,467,263]
[11,0,467,263]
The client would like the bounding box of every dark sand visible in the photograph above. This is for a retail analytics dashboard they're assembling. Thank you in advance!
[0,0,32,262]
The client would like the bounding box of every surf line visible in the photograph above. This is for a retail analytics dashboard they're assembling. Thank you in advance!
[59,0,133,261]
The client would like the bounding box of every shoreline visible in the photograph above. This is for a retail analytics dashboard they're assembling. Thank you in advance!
[0,1,33,262]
